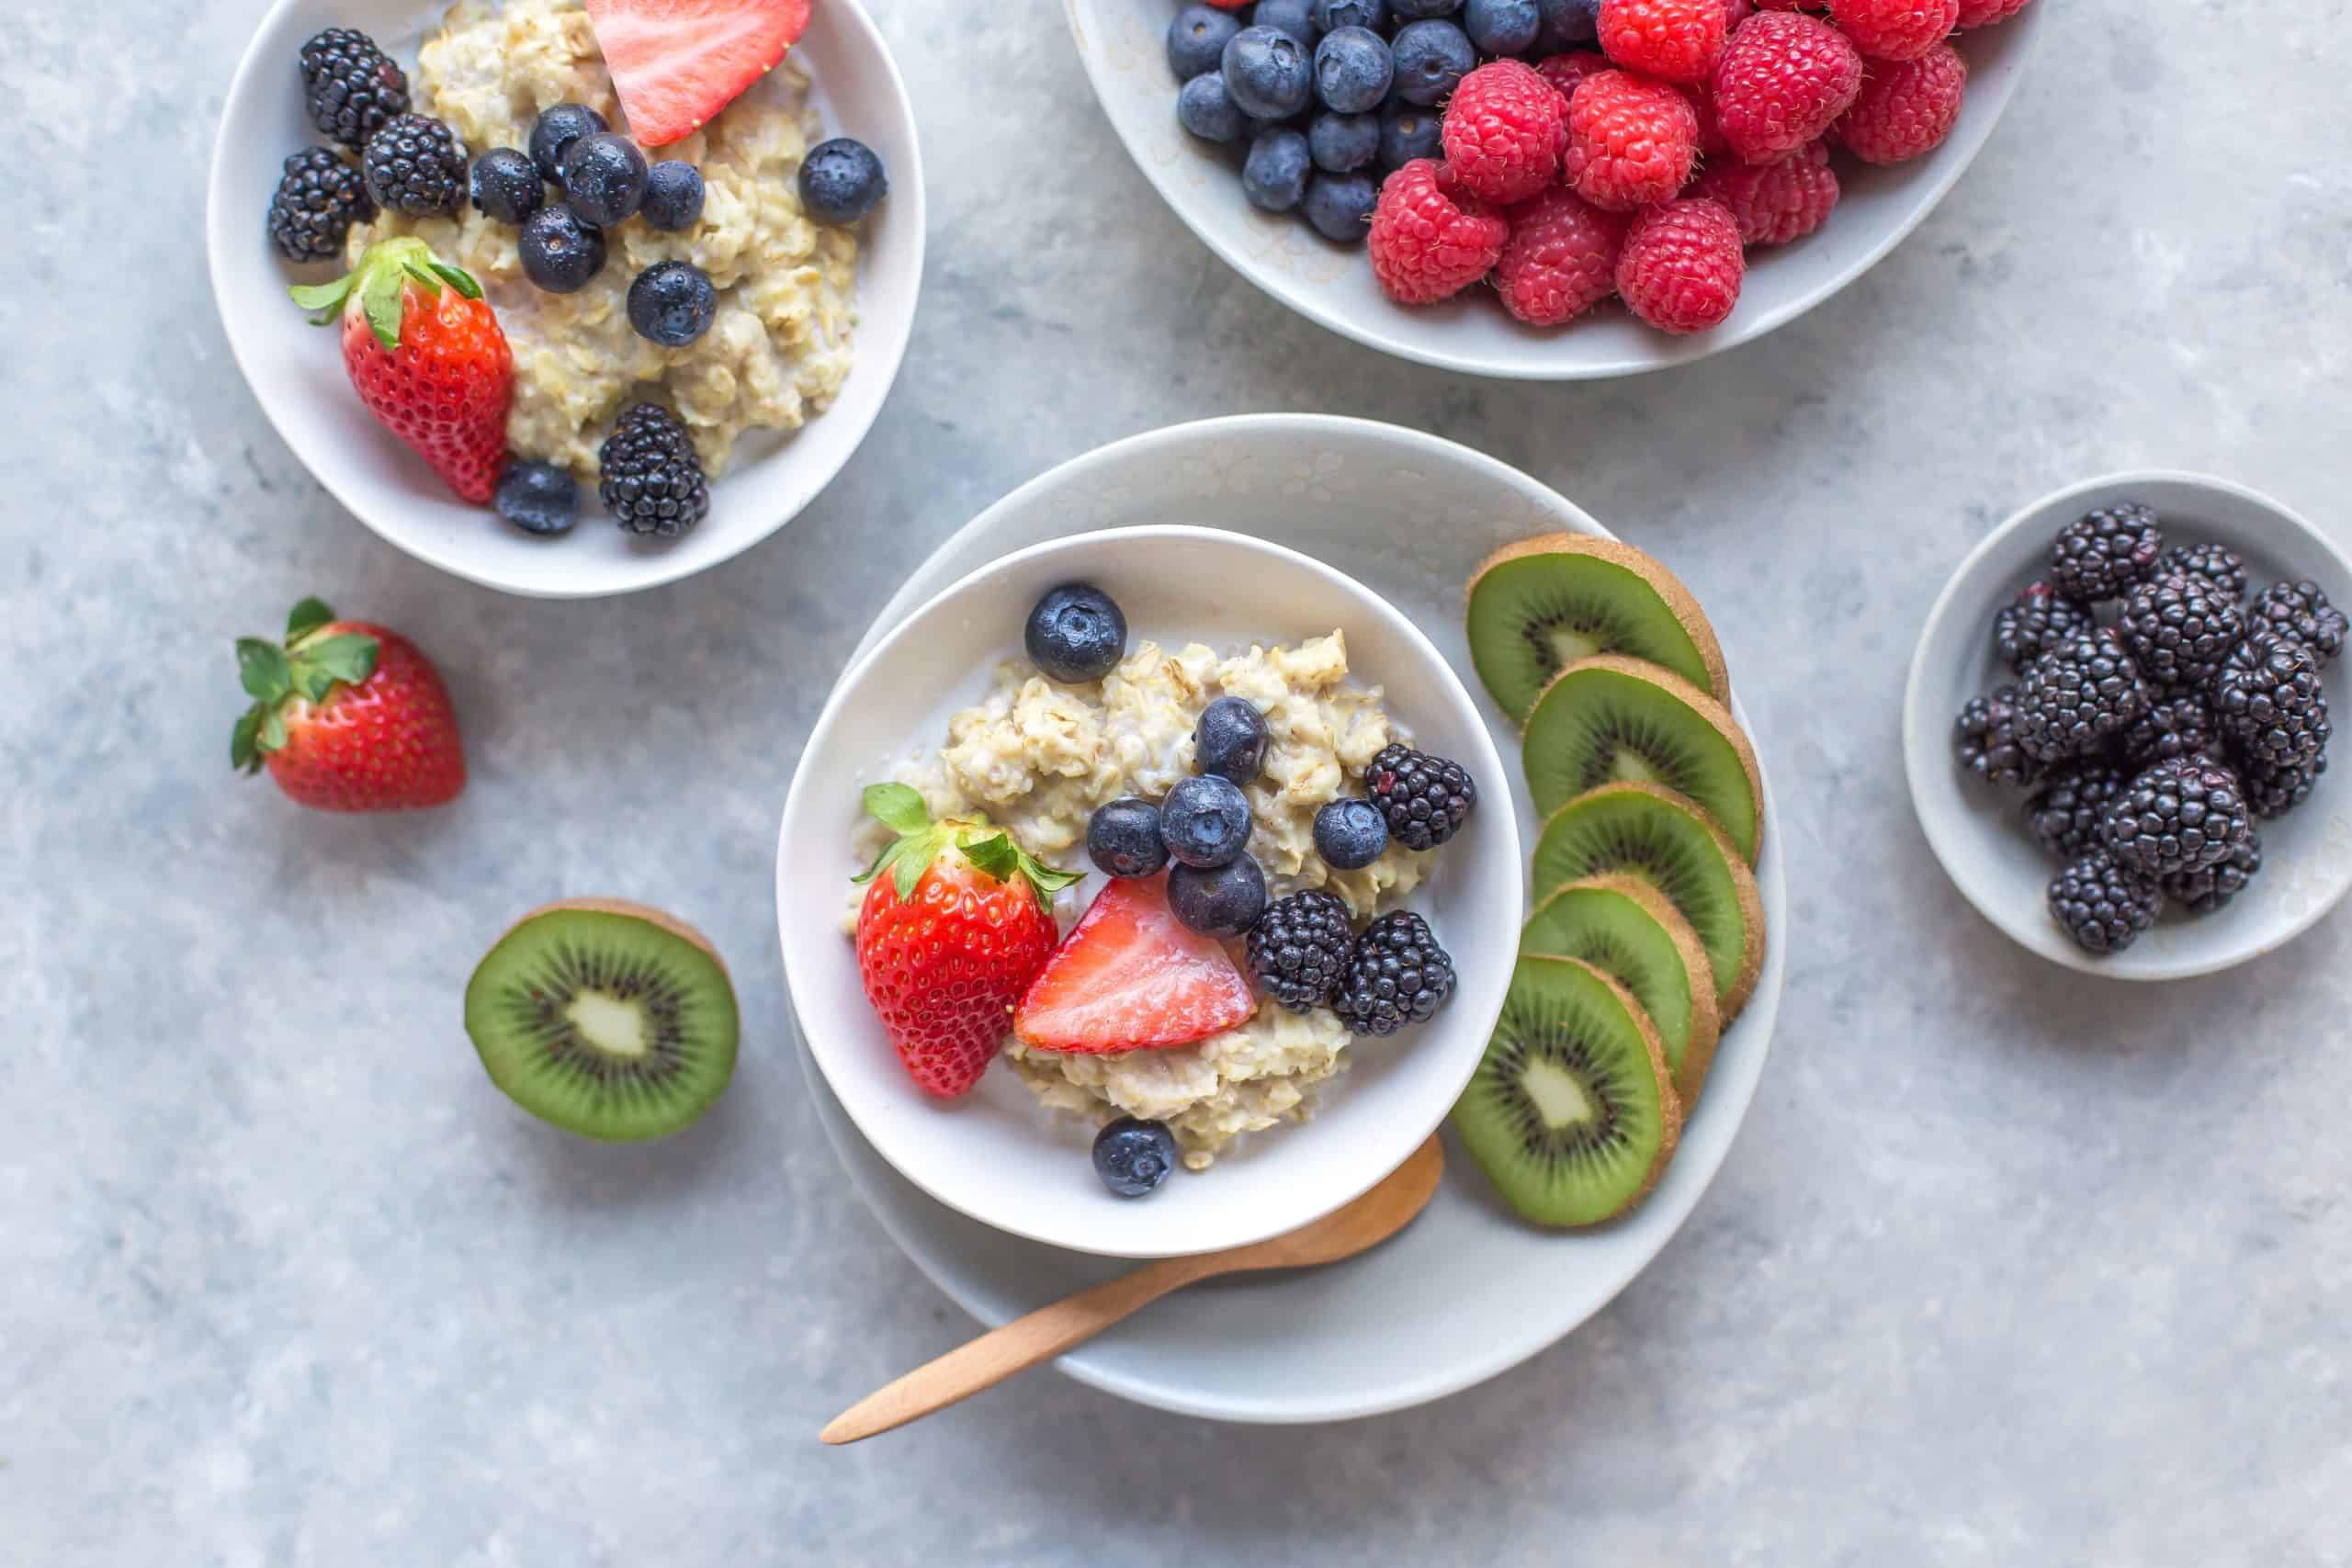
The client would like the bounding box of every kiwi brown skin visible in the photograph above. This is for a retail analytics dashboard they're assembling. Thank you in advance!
[1533,873,1723,1106]
[1524,655,1767,864]
[1467,535,1731,718]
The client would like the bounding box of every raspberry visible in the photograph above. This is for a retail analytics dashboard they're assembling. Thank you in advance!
[1954,0,2030,25]
[1442,61,1568,204]
[1597,0,1729,83]
[1616,197,1745,333]
[1836,42,1966,164]
[1690,140,1838,244]
[1726,0,1756,21]
[1826,0,1957,61]
[1493,187,1628,324]
[1679,77,1731,159]
[1712,11,1863,164]
[1368,159,1510,304]
[1562,69,1699,210]
[1533,49,1612,105]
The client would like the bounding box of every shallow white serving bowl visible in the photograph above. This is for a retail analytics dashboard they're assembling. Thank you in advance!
[1905,471,2352,981]
[208,0,923,598]
[786,415,1786,1419]
[778,524,1521,1258]
[1064,2,2041,378]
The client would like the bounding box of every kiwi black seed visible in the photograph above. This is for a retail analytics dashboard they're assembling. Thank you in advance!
[1521,655,1765,862]
[1520,874,1721,1104]
[463,898,740,1142]
[1466,535,1731,724]
[1530,782,1766,1020]
[1451,955,1683,1228]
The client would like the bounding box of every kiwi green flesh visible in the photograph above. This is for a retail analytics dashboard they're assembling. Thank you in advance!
[1532,790,1748,1011]
[1468,553,1721,724]
[1523,666,1758,859]
[464,908,740,1142]
[1452,956,1670,1228]
[1521,886,1694,1079]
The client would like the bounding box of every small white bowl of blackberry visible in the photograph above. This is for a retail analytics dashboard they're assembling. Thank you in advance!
[1907,473,2352,979]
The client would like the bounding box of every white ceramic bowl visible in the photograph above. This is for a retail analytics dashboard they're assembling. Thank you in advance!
[207,0,923,598]
[1905,471,2352,980]
[777,524,1522,1258]
[1064,2,2041,378]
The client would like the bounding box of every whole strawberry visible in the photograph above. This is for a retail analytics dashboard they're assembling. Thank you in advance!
[289,237,514,504]
[853,784,1080,1098]
[230,597,466,810]
[1712,10,1863,164]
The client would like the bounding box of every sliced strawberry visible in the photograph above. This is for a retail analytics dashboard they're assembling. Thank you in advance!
[1015,876,1257,1055]
[583,0,813,147]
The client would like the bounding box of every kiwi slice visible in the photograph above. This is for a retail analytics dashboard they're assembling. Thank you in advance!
[1452,955,1683,1228]
[1467,535,1730,724]
[1532,782,1766,1021]
[464,898,740,1142]
[1522,655,1764,862]
[1521,874,1721,1105]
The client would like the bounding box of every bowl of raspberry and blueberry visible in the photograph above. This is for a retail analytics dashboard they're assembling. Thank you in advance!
[1078,0,2043,375]
[1906,473,2352,979]
[777,525,1521,1258]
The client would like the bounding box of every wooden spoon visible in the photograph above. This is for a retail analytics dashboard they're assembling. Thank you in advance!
[820,1134,1445,1444]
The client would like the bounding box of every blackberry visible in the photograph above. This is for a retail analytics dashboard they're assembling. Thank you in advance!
[2211,630,2330,772]
[2118,572,2245,691]
[2049,502,2163,603]
[266,147,374,263]
[361,113,467,218]
[2247,580,2347,667]
[1992,581,2097,676]
[2011,628,2149,762]
[1364,743,1477,851]
[2240,751,2326,821]
[596,403,709,539]
[1246,890,1355,1012]
[1332,910,1455,1036]
[300,28,411,152]
[2047,850,2161,955]
[2101,757,2251,877]
[2117,689,2217,767]
[1951,686,2041,787]
[2159,832,2262,916]
[2022,760,2130,860]
[2155,542,2248,604]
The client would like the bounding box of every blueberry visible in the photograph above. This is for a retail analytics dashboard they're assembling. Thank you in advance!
[1093,1117,1180,1198]
[1392,0,1463,18]
[1532,0,1601,51]
[1168,4,1243,79]
[1377,98,1444,169]
[1313,797,1390,868]
[798,137,888,225]
[1221,26,1313,120]
[492,460,579,536]
[1464,0,1541,55]
[1088,797,1170,879]
[469,147,545,223]
[1309,111,1380,172]
[627,260,718,346]
[1024,583,1128,682]
[1302,172,1378,243]
[1241,128,1311,212]
[1252,0,1320,48]
[1161,774,1253,869]
[560,131,648,227]
[1177,72,1250,141]
[1312,26,1393,114]
[640,160,706,231]
[1390,21,1475,105]
[1168,854,1269,937]
[527,103,606,181]
[1194,696,1271,783]
[517,203,606,293]
[1313,0,1387,31]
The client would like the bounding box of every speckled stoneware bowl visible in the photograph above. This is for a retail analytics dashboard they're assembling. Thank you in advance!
[1064,0,2042,378]
[1905,471,2352,981]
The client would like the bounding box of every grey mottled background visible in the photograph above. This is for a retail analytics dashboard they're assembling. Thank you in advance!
[7,0,2351,1563]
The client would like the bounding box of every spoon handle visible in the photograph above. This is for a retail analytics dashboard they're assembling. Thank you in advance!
[820,1255,1215,1444]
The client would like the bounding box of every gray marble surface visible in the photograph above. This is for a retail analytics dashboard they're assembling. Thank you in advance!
[9,0,2351,1562]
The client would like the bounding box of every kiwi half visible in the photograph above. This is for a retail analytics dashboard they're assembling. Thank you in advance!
[1467,536,1730,724]
[1521,874,1721,1104]
[464,898,740,1142]
[1452,955,1683,1228]
[1532,782,1766,1020]
[1522,655,1764,862]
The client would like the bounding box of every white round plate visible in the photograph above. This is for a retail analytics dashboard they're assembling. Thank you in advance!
[1063,1,2042,379]
[1904,470,2352,980]
[790,414,1787,1421]
[208,0,923,598]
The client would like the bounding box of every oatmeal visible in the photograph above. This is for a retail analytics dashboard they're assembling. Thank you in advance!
[349,0,857,477]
